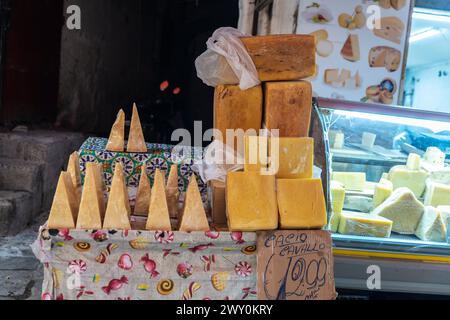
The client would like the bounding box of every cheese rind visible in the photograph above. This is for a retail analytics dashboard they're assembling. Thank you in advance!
[424,182,450,207]
[134,165,151,216]
[338,212,392,238]
[226,172,278,231]
[76,163,103,229]
[179,175,209,232]
[48,172,78,229]
[371,187,424,234]
[244,135,268,173]
[146,169,171,231]
[415,206,446,242]
[277,179,327,229]
[331,172,366,191]
[264,81,312,137]
[373,178,393,209]
[388,165,429,198]
[166,165,180,219]
[106,109,125,152]
[127,103,147,153]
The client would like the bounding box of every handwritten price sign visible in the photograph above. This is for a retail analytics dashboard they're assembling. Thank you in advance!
[257,230,336,300]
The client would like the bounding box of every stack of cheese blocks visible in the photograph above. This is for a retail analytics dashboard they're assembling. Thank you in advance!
[47,105,210,232]
[213,34,327,231]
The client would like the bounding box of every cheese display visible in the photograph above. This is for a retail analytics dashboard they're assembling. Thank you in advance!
[106,109,125,152]
[329,181,345,232]
[415,206,446,243]
[103,163,131,230]
[371,187,424,234]
[361,132,377,149]
[423,147,446,170]
[324,69,361,89]
[67,152,81,202]
[264,81,312,137]
[47,172,78,229]
[373,178,393,209]
[388,165,429,198]
[179,175,210,232]
[240,35,316,81]
[213,84,262,151]
[76,163,103,229]
[127,103,147,153]
[338,212,393,238]
[166,164,180,219]
[146,169,171,231]
[244,135,268,173]
[276,178,327,229]
[340,34,360,62]
[134,164,151,216]
[268,137,314,179]
[424,182,450,207]
[368,46,401,72]
[406,153,421,171]
[226,172,278,231]
[331,172,366,191]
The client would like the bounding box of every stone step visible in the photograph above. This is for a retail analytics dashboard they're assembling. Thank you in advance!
[0,191,34,236]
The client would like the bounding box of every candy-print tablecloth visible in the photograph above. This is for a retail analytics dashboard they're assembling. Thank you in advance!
[32,227,257,300]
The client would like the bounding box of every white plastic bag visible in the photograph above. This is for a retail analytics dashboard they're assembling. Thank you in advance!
[195,27,260,90]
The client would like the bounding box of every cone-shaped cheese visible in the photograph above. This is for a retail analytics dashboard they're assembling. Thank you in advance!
[134,165,151,216]
[103,163,131,229]
[92,163,106,218]
[179,175,209,232]
[48,172,78,229]
[67,152,81,202]
[146,169,171,231]
[106,109,125,152]
[127,103,147,153]
[415,206,446,242]
[76,163,103,229]
[166,164,180,219]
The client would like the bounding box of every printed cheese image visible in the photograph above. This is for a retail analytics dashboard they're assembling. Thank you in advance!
[373,17,405,44]
[415,206,447,243]
[106,109,125,152]
[264,81,312,137]
[48,172,78,229]
[226,172,278,231]
[331,172,366,191]
[369,46,401,72]
[372,187,424,234]
[340,34,360,62]
[338,212,392,238]
[277,178,327,229]
[388,165,429,198]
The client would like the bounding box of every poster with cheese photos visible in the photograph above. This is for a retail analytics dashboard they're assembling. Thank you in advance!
[296,0,413,105]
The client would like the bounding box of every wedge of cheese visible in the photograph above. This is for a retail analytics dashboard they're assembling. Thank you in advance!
[146,169,171,231]
[332,172,366,191]
[415,206,446,242]
[331,180,345,214]
[268,137,314,179]
[340,34,360,62]
[373,178,393,209]
[240,35,316,81]
[48,172,78,229]
[103,163,131,230]
[214,84,262,153]
[127,103,147,153]
[338,212,392,238]
[406,153,421,171]
[371,187,424,234]
[438,206,450,228]
[244,135,268,173]
[388,165,429,198]
[92,163,106,218]
[134,165,151,216]
[226,172,278,231]
[76,163,103,229]
[179,175,209,232]
[277,178,327,229]
[166,164,180,219]
[106,109,125,152]
[264,81,312,137]
[424,181,450,207]
[67,152,81,202]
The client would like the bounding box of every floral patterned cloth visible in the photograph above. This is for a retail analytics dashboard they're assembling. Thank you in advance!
[32,227,257,300]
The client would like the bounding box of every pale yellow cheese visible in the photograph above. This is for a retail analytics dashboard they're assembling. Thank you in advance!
[429,168,450,185]
[134,165,151,216]
[244,135,268,173]
[67,152,81,203]
[424,181,450,207]
[48,172,78,229]
[332,172,366,191]
[76,163,103,229]
[338,212,392,238]
[127,103,147,153]
[226,172,278,231]
[438,206,450,227]
[277,178,327,229]
[371,187,424,234]
[179,175,209,232]
[332,132,344,149]
[406,153,421,171]
[415,206,446,242]
[166,164,180,219]
[92,163,106,219]
[329,212,341,233]
[331,180,345,214]
[106,109,125,152]
[373,178,393,209]
[388,165,429,198]
[423,147,445,169]
[268,137,314,179]
[146,169,171,231]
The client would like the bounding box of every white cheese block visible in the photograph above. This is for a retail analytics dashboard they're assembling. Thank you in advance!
[423,147,445,169]
[438,206,450,228]
[371,187,424,234]
[415,206,446,243]
[332,172,366,191]
[388,165,429,198]
[362,132,377,149]
[429,168,450,185]
[406,153,421,171]
[424,181,450,207]
[373,178,393,209]
[333,132,345,149]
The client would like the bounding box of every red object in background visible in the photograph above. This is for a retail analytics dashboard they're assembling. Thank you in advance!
[173,87,181,95]
[160,80,169,91]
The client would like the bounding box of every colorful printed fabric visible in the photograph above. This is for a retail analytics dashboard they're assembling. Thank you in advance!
[32,227,257,300]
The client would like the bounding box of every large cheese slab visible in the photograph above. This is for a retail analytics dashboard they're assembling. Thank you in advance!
[373,178,393,209]
[240,35,316,81]
[166,164,180,219]
[244,135,268,173]
[424,181,450,207]
[338,212,392,238]
[415,206,446,242]
[268,137,313,179]
[134,164,151,216]
[332,172,366,191]
[276,178,327,229]
[76,163,103,229]
[388,165,429,198]
[264,81,312,137]
[226,172,278,231]
[179,175,209,232]
[371,187,424,234]
[127,103,147,153]
[106,109,125,152]
[214,84,262,152]
[146,169,171,231]
[48,172,78,229]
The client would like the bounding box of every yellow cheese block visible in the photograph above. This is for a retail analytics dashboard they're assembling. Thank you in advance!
[373,178,393,209]
[179,175,209,232]
[134,165,151,216]
[331,172,366,191]
[424,182,450,207]
[338,212,392,238]
[388,165,429,198]
[166,164,180,219]
[226,172,278,231]
[214,84,262,153]
[277,178,327,229]
[106,109,125,152]
[48,172,78,229]
[76,163,103,229]
[92,163,106,219]
[268,137,314,179]
[67,152,81,203]
[264,81,312,137]
[331,180,345,214]
[244,135,268,173]
[127,103,147,153]
[415,206,446,242]
[146,169,171,231]
[329,211,341,233]
[240,35,316,81]
[103,163,131,230]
